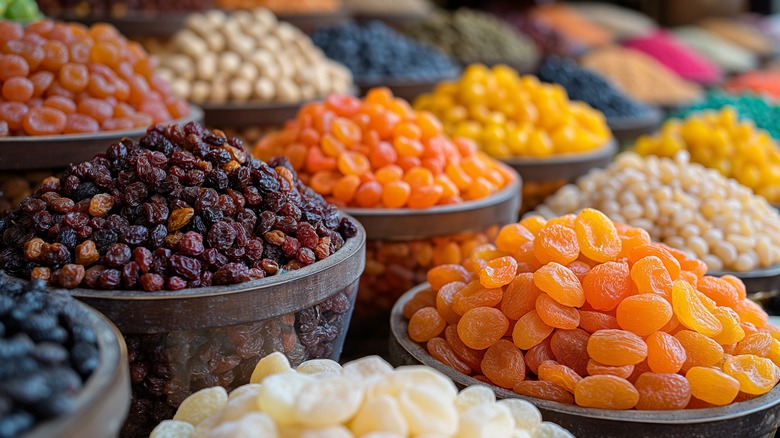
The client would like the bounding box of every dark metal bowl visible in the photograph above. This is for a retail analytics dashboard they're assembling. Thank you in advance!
[607,107,664,145]
[390,283,780,438]
[22,301,130,438]
[502,138,617,183]
[0,105,203,171]
[356,69,461,103]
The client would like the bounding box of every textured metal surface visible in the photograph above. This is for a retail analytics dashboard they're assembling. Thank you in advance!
[23,302,130,438]
[71,219,366,333]
[390,283,780,438]
[502,139,617,183]
[0,106,203,171]
[344,174,521,241]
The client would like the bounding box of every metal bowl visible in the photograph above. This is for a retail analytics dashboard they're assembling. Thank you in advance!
[69,219,366,437]
[23,301,130,438]
[390,283,780,438]
[0,105,203,171]
[607,107,664,145]
[356,69,461,103]
[501,138,617,183]
[201,101,307,130]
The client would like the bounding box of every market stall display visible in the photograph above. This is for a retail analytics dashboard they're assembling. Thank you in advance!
[536,57,662,143]
[345,0,432,21]
[399,8,538,71]
[150,353,573,437]
[634,107,780,204]
[580,46,703,107]
[311,21,459,101]
[254,89,519,334]
[528,4,613,49]
[144,8,352,136]
[698,18,775,58]
[537,152,780,277]
[0,273,129,437]
[722,71,780,101]
[397,209,780,413]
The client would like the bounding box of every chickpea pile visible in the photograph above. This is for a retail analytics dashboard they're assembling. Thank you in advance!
[147,9,353,105]
[634,107,780,203]
[413,64,611,159]
[537,152,780,272]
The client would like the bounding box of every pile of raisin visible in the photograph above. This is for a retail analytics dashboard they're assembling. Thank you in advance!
[0,273,100,437]
[0,121,358,291]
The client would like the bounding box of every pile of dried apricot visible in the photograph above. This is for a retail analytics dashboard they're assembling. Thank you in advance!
[254,87,516,209]
[0,19,190,137]
[404,208,780,409]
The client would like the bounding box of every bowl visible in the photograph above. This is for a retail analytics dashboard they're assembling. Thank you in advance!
[389,283,780,438]
[201,101,308,130]
[502,139,617,213]
[356,70,461,102]
[607,107,664,145]
[0,105,203,171]
[276,9,350,34]
[54,11,193,38]
[341,174,520,351]
[23,301,130,438]
[70,219,366,438]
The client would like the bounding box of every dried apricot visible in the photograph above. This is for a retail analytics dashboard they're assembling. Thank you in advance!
[685,366,740,405]
[479,255,518,288]
[408,307,446,343]
[674,330,724,372]
[536,293,580,330]
[672,280,722,337]
[575,375,639,409]
[533,262,585,308]
[533,224,579,265]
[723,354,780,395]
[500,272,542,320]
[616,294,673,336]
[514,381,574,404]
[574,208,621,262]
[586,359,634,379]
[634,373,691,410]
[481,340,526,389]
[587,329,648,366]
[427,337,471,375]
[550,328,591,376]
[457,307,509,350]
[630,256,673,301]
[645,331,687,374]
[538,360,581,393]
[512,310,554,350]
[582,261,632,311]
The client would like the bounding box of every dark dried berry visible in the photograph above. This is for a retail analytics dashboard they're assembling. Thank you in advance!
[104,244,131,268]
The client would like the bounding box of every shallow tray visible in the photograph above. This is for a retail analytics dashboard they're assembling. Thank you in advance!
[389,283,780,438]
[0,105,203,171]
[344,173,520,241]
[56,12,192,38]
[607,107,664,144]
[23,301,130,438]
[502,139,617,183]
[710,264,780,294]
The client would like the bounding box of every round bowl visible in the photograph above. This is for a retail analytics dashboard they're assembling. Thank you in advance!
[390,283,780,438]
[340,174,520,354]
[23,300,130,438]
[201,100,307,130]
[70,219,366,437]
[501,138,617,183]
[710,264,780,295]
[607,107,664,145]
[0,105,203,171]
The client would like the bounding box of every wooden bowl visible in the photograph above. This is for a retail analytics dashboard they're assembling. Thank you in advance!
[502,138,618,183]
[23,301,130,438]
[0,105,203,171]
[390,284,780,438]
[69,219,366,437]
[607,107,664,145]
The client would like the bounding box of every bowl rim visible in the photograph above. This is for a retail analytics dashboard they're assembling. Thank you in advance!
[343,172,521,240]
[21,299,130,438]
[0,105,203,144]
[501,138,617,166]
[391,282,780,424]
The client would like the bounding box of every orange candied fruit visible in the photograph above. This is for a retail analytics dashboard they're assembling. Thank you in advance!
[405,207,780,410]
[254,88,516,208]
[0,19,189,137]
